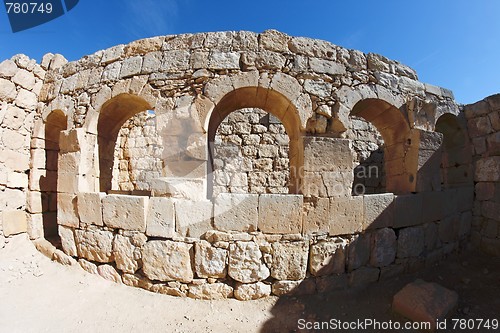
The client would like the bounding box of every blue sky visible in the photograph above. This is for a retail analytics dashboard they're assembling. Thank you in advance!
[1,0,498,104]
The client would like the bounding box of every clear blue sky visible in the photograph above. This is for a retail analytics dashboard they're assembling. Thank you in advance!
[1,0,498,104]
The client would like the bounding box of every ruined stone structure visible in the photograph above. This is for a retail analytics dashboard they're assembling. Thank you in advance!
[0,30,498,300]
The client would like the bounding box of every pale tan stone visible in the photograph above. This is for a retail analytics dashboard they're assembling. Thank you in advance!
[175,199,212,238]
[141,240,194,283]
[1,210,27,236]
[53,249,77,265]
[58,225,77,257]
[270,241,308,280]
[79,259,98,274]
[309,239,348,276]
[97,264,122,283]
[113,234,144,274]
[188,283,233,300]
[145,197,175,238]
[363,193,394,229]
[258,194,303,234]
[234,282,271,300]
[228,241,269,283]
[77,192,104,226]
[57,193,79,228]
[102,194,148,232]
[329,196,364,235]
[213,193,258,232]
[194,241,228,278]
[74,229,114,263]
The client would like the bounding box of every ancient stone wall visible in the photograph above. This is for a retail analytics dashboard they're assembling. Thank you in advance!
[0,30,484,299]
[464,94,500,256]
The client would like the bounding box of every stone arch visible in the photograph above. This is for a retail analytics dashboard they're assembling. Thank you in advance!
[435,113,472,188]
[42,109,67,245]
[97,93,153,192]
[207,87,304,197]
[351,98,414,194]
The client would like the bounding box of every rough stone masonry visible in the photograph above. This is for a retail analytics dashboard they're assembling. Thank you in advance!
[0,29,498,300]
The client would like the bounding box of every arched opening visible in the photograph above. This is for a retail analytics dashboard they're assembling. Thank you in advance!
[207,87,303,198]
[435,114,472,188]
[350,99,413,194]
[212,108,290,197]
[97,94,152,192]
[347,116,386,195]
[111,110,163,193]
[42,109,67,246]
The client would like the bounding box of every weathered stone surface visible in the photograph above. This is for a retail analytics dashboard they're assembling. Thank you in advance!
[349,266,380,286]
[329,196,364,235]
[228,241,269,283]
[102,194,148,232]
[370,228,397,267]
[1,211,27,236]
[397,226,425,258]
[475,157,500,182]
[97,264,122,283]
[303,198,330,234]
[347,233,371,271]
[77,192,104,226]
[145,197,175,238]
[0,78,17,102]
[58,225,77,257]
[53,249,77,265]
[303,137,353,172]
[392,279,458,331]
[188,283,233,300]
[309,239,347,276]
[175,199,212,238]
[363,193,394,229]
[234,282,271,300]
[74,229,114,263]
[33,238,56,259]
[259,30,289,52]
[141,240,194,283]
[271,242,308,280]
[393,193,423,228]
[194,241,228,278]
[79,259,98,274]
[213,193,258,232]
[113,233,146,274]
[271,279,316,296]
[258,194,303,234]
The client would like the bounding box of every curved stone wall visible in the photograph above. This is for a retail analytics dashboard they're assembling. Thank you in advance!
[0,30,480,300]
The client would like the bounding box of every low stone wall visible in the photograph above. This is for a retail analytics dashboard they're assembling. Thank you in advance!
[55,189,472,300]
[465,94,500,256]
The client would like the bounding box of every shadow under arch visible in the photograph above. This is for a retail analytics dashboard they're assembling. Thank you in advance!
[42,109,67,246]
[351,98,413,194]
[435,113,472,188]
[207,87,304,198]
[97,93,153,192]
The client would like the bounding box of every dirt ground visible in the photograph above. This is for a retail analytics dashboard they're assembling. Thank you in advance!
[1,234,499,333]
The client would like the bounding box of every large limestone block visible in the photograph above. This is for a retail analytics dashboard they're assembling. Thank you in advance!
[97,264,122,284]
[393,193,423,228]
[113,233,147,274]
[271,242,308,280]
[370,228,397,267]
[392,279,458,331]
[475,156,500,182]
[347,233,371,272]
[151,177,206,201]
[329,196,364,235]
[77,192,104,226]
[0,78,17,102]
[234,282,271,300]
[194,241,228,278]
[228,241,270,283]
[74,229,114,263]
[258,194,303,234]
[175,199,213,238]
[58,225,77,257]
[397,226,425,258]
[363,193,394,229]
[145,197,175,238]
[142,240,194,283]
[309,239,347,276]
[12,69,36,90]
[213,193,258,232]
[188,283,233,300]
[303,198,330,234]
[1,211,27,236]
[57,193,79,228]
[259,29,289,52]
[303,137,353,172]
[102,194,148,232]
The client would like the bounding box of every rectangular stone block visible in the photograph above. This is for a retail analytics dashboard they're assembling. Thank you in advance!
[57,193,79,228]
[303,137,353,172]
[102,194,149,232]
[422,191,445,223]
[146,197,175,238]
[2,210,27,236]
[57,172,79,193]
[59,128,85,153]
[27,191,47,214]
[363,193,394,229]
[213,193,258,232]
[77,192,105,226]
[58,152,80,174]
[303,198,329,234]
[27,213,44,240]
[58,225,77,257]
[329,196,364,235]
[151,177,206,201]
[393,193,423,228]
[175,199,213,237]
[258,194,303,234]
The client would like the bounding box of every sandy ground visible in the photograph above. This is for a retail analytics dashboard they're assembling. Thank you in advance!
[1,234,499,333]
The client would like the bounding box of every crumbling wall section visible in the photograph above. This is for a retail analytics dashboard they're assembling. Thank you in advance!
[465,94,500,256]
[0,55,46,246]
